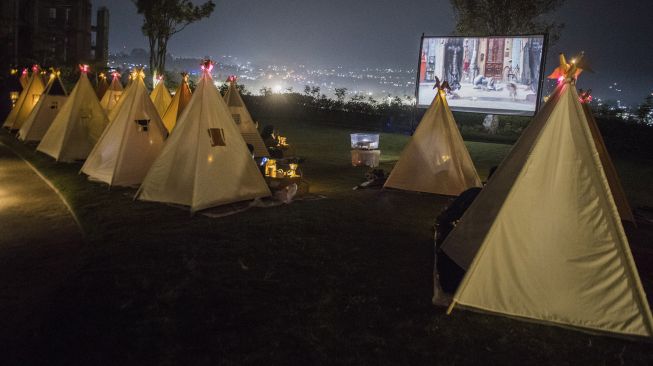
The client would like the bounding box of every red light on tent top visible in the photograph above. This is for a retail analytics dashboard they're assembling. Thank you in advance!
[111,71,120,79]
[200,60,214,73]
[156,74,164,81]
[22,68,28,76]
[227,75,236,82]
[79,64,90,74]
[32,64,39,73]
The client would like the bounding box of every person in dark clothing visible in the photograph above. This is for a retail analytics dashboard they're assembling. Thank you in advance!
[433,166,497,305]
[434,187,481,294]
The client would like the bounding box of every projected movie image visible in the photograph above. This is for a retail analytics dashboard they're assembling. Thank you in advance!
[417,36,545,115]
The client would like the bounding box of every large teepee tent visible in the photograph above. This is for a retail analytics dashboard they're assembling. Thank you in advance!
[99,71,124,113]
[81,69,168,187]
[384,82,481,195]
[136,61,271,212]
[223,76,269,157]
[150,76,172,118]
[96,72,109,100]
[161,73,192,133]
[37,65,109,162]
[17,70,68,142]
[3,65,46,130]
[442,55,653,338]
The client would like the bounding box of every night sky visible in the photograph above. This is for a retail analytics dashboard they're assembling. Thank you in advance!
[94,0,653,105]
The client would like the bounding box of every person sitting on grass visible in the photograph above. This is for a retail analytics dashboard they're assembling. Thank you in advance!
[432,166,497,306]
[261,125,284,158]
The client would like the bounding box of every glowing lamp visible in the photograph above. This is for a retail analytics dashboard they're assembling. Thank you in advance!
[32,64,39,73]
[265,159,277,178]
[277,136,288,147]
[288,163,300,178]
[227,75,236,83]
[10,69,18,76]
[79,64,90,74]
[9,91,19,107]
[112,71,120,79]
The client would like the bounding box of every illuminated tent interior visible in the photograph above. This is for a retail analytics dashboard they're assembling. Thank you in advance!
[81,69,167,187]
[96,72,109,100]
[37,66,109,162]
[99,72,124,113]
[223,76,269,157]
[383,83,481,195]
[3,65,46,131]
[161,73,192,133]
[136,61,271,212]
[442,55,653,338]
[150,77,172,118]
[17,70,68,142]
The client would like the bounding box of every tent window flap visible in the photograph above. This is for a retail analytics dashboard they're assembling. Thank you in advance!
[208,128,226,146]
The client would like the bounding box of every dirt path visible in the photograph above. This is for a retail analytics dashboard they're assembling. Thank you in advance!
[0,143,85,363]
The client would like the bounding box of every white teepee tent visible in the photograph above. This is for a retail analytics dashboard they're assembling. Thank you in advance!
[150,77,172,118]
[99,72,124,113]
[161,73,192,133]
[81,69,168,187]
[384,86,481,195]
[223,77,269,157]
[136,61,271,212]
[37,66,109,162]
[18,70,68,142]
[442,56,653,338]
[3,65,46,130]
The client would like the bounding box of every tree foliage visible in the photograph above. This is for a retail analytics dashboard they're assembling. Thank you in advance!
[450,0,565,42]
[133,0,215,76]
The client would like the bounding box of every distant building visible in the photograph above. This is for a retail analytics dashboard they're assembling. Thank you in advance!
[0,0,109,69]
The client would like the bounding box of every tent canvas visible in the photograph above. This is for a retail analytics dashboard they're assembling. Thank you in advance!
[37,70,109,162]
[18,71,68,142]
[150,78,172,118]
[99,72,124,113]
[3,67,46,130]
[442,76,653,338]
[136,63,271,212]
[580,99,635,223]
[223,78,269,157]
[81,71,167,186]
[96,73,109,100]
[161,73,192,133]
[384,89,481,196]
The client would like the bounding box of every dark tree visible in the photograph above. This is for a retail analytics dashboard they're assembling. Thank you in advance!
[334,87,347,104]
[133,0,215,77]
[450,0,565,42]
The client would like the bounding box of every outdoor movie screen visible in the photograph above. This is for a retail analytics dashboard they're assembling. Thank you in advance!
[416,35,546,115]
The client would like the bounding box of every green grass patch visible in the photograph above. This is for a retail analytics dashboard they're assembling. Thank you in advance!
[1,123,652,365]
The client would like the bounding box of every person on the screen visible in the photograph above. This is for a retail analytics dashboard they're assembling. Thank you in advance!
[472,75,498,91]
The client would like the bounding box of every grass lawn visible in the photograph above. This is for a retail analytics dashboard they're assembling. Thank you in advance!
[1,120,652,365]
